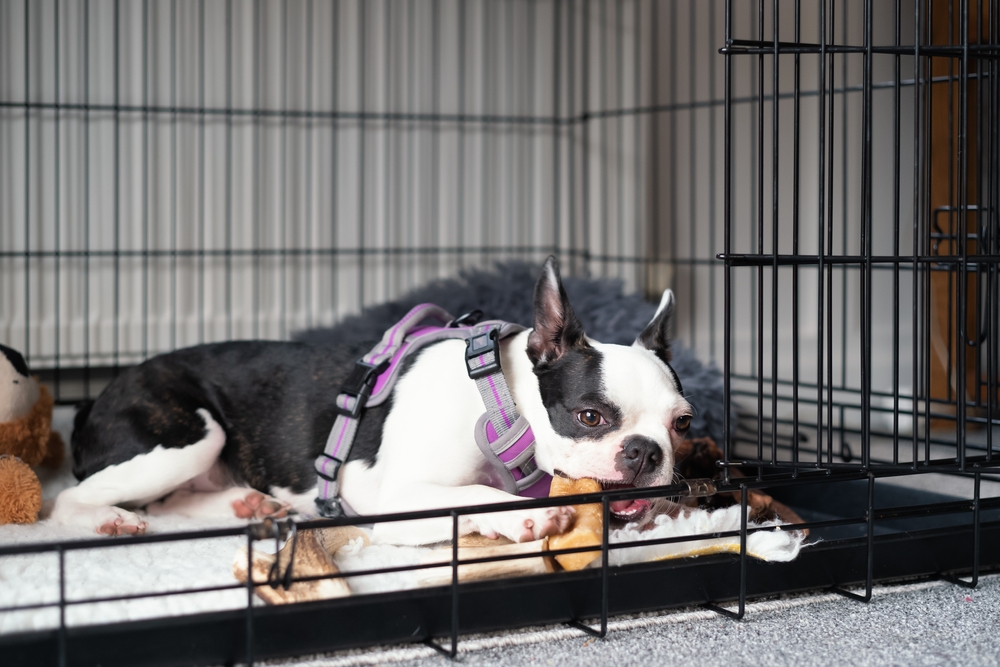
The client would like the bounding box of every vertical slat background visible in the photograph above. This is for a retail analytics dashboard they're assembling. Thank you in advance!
[1,0,997,470]
[1,0,682,381]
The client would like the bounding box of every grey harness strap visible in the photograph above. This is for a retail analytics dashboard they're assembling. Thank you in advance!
[314,303,552,518]
[464,328,551,497]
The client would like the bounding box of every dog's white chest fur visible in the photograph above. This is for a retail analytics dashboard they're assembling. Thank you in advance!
[339,333,536,515]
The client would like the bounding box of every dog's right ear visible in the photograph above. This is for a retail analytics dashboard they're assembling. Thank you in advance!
[527,256,588,367]
[635,288,676,364]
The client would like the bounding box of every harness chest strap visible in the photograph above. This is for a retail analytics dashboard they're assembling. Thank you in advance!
[314,304,552,518]
[463,326,550,497]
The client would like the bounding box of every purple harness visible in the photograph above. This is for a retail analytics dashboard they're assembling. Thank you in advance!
[314,303,552,518]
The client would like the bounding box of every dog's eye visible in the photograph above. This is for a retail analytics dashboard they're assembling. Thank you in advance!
[674,415,692,432]
[578,410,606,427]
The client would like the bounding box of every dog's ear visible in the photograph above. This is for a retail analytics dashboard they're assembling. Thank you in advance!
[527,256,588,366]
[636,289,675,363]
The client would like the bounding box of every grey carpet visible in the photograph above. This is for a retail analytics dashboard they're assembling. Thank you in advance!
[261,574,1000,667]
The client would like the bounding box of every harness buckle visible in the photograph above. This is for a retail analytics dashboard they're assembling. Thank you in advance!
[336,358,390,418]
[315,496,345,519]
[466,328,502,380]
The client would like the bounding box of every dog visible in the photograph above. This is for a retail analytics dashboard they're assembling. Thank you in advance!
[51,257,693,544]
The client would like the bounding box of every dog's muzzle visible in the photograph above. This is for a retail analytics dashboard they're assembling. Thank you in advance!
[615,435,664,482]
[605,435,669,522]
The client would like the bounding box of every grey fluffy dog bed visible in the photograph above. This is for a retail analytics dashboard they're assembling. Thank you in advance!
[295,262,731,443]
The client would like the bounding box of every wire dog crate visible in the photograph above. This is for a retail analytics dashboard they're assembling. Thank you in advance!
[1,0,999,665]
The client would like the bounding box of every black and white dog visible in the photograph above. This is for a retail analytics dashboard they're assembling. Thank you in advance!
[51,258,693,544]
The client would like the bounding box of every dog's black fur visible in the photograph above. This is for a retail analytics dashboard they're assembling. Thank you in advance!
[71,340,392,494]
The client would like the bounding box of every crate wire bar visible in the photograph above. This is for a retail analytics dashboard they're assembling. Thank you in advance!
[721,0,999,476]
[719,0,999,595]
[0,1,999,666]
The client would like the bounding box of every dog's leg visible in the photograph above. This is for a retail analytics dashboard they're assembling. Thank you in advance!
[371,482,575,545]
[146,487,291,520]
[50,408,226,535]
[145,459,297,520]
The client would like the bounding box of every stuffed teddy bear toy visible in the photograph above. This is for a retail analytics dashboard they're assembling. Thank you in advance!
[0,343,64,524]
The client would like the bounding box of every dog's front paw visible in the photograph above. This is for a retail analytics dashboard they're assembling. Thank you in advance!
[503,506,576,543]
[531,506,576,540]
[97,508,148,536]
[231,491,290,520]
[50,495,148,536]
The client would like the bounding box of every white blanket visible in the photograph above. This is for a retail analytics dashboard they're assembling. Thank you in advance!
[0,413,804,634]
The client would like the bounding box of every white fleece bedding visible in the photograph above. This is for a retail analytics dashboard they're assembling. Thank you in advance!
[0,414,805,634]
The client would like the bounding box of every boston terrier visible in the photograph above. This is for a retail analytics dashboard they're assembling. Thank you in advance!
[51,257,693,544]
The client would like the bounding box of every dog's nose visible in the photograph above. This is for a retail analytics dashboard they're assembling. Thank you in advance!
[616,436,663,479]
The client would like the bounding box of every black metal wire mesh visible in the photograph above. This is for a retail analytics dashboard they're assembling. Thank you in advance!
[720,0,999,477]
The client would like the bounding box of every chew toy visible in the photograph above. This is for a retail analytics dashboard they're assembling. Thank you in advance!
[0,344,64,525]
[418,538,553,587]
[546,477,603,571]
[233,526,368,604]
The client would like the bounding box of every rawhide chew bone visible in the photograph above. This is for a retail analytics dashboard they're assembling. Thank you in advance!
[458,532,514,548]
[233,528,354,604]
[315,525,370,553]
[418,538,553,587]
[546,477,603,571]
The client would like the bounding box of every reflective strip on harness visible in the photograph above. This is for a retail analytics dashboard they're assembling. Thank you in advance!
[315,394,360,499]
[466,325,520,438]
[474,413,552,498]
[364,305,453,367]
[314,302,551,518]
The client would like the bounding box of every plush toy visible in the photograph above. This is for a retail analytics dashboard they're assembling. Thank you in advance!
[0,344,64,524]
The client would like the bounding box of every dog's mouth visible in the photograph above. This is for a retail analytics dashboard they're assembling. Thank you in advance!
[601,482,652,523]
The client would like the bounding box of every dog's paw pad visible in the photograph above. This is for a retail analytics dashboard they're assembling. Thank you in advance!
[232,492,290,520]
[117,522,144,535]
[516,507,575,542]
[535,506,575,539]
[518,520,536,543]
[97,511,147,536]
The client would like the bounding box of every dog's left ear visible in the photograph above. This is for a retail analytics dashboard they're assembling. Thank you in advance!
[527,256,588,367]
[636,289,675,364]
